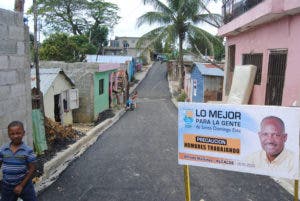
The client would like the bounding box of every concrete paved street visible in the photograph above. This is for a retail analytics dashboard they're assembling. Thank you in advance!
[38,62,294,201]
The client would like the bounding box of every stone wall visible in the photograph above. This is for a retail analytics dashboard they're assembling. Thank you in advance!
[0,9,32,146]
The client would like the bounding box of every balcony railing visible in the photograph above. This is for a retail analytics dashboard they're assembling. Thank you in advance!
[222,0,264,24]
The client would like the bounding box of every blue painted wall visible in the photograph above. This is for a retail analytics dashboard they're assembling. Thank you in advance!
[191,66,204,102]
[129,58,137,82]
[129,61,134,81]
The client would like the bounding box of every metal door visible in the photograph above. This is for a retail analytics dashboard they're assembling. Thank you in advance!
[265,50,287,105]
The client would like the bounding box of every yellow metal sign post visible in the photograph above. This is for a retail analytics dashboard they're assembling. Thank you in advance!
[184,165,191,201]
[294,180,298,201]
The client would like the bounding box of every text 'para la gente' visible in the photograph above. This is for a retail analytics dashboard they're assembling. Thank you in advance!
[195,109,242,128]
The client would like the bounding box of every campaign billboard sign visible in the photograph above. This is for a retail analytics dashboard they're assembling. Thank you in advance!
[178,102,300,179]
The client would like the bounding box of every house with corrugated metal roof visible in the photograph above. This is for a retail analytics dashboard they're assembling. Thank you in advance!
[31,68,79,125]
[38,61,125,123]
[186,63,224,102]
[86,55,136,83]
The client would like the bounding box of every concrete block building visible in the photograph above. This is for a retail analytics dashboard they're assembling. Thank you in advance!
[39,61,120,123]
[0,8,32,146]
[219,0,300,106]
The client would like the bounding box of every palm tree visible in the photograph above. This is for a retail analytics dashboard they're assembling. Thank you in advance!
[136,0,223,89]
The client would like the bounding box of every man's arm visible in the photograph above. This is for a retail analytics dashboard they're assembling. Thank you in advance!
[13,162,36,195]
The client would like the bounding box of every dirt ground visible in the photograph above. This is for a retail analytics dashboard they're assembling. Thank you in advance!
[35,125,86,177]
[34,109,116,178]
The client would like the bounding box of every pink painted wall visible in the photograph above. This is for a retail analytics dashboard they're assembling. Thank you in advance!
[284,0,300,12]
[227,14,300,106]
[219,0,300,37]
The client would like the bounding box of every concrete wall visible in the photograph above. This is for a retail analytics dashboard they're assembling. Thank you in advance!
[127,48,139,57]
[0,9,32,146]
[226,14,300,106]
[75,72,94,123]
[109,36,151,64]
[115,37,139,49]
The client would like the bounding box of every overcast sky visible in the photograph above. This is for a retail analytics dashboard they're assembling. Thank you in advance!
[0,0,222,39]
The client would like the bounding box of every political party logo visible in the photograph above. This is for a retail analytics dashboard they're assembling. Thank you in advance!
[184,110,194,128]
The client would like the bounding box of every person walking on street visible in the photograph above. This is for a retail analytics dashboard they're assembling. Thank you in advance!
[132,90,138,108]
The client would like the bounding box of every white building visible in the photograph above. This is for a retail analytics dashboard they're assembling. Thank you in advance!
[31,68,79,125]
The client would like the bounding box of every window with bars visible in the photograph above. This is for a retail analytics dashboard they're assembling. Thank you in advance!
[242,53,263,85]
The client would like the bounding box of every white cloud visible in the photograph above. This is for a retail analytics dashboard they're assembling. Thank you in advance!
[107,0,158,38]
[0,1,32,11]
[108,0,222,37]
[0,0,222,38]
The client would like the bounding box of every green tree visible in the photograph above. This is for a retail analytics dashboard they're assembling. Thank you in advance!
[69,35,97,61]
[29,0,118,61]
[136,0,222,89]
[39,33,72,61]
[39,33,96,62]
[188,34,224,61]
[90,25,109,55]
[31,0,120,36]
[153,40,163,53]
[29,33,35,61]
[163,40,172,54]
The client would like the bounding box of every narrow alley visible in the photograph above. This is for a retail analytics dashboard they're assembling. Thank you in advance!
[38,62,294,201]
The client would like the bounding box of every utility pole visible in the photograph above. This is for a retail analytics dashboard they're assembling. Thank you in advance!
[33,0,44,113]
[14,0,25,13]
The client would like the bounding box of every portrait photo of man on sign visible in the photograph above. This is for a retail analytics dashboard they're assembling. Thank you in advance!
[246,116,297,178]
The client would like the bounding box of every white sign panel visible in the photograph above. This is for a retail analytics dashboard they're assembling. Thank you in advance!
[178,102,300,179]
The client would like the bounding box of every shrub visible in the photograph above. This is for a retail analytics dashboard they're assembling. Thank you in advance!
[177,92,187,102]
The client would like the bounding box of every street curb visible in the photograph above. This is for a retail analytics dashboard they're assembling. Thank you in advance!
[35,109,125,193]
[35,62,153,194]
[129,63,152,94]
[167,75,178,107]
